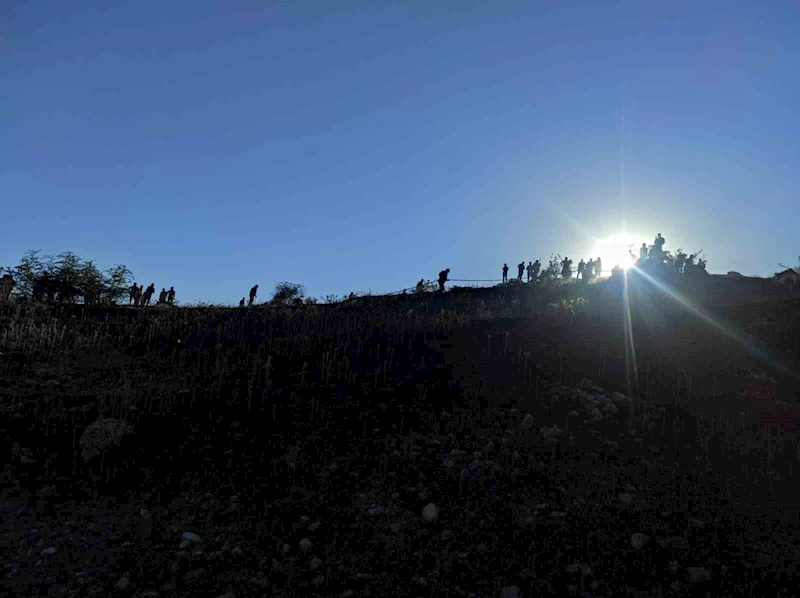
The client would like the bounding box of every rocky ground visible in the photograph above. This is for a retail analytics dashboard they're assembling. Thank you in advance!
[3,377,799,598]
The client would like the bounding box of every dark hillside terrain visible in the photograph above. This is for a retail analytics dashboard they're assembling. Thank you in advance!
[2,274,800,597]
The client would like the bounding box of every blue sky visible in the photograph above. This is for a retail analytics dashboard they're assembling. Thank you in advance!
[2,1,798,304]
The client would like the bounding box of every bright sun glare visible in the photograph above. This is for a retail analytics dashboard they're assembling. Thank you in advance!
[591,233,641,272]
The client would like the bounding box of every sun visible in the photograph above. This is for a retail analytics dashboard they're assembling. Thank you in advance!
[590,233,641,273]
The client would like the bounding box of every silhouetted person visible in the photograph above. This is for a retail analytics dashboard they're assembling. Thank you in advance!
[502,263,509,283]
[585,259,594,281]
[415,279,425,293]
[517,262,525,281]
[239,297,245,307]
[167,286,175,305]
[248,285,258,306]
[654,233,665,252]
[532,260,540,280]
[560,257,572,280]
[143,283,155,306]
[674,251,687,274]
[135,284,143,306]
[129,283,139,305]
[595,257,602,278]
[577,259,586,279]
[438,268,449,292]
[158,288,167,304]
[526,261,534,282]
[639,243,648,261]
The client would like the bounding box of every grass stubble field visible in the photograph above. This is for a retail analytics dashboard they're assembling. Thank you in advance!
[1,273,800,598]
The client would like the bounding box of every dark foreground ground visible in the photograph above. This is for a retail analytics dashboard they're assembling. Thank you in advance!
[2,275,800,597]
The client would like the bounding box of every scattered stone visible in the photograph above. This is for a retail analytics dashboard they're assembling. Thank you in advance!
[299,538,312,552]
[630,533,649,549]
[40,547,57,556]
[484,441,495,452]
[79,418,135,462]
[115,577,130,591]
[442,458,455,468]
[390,522,402,533]
[309,521,322,532]
[282,544,291,554]
[367,505,384,516]
[183,568,206,584]
[441,529,453,540]
[500,585,521,598]
[311,575,325,586]
[310,556,322,570]
[422,503,440,522]
[182,532,202,544]
[521,414,534,430]
[686,567,712,583]
[550,511,567,518]
[618,493,633,505]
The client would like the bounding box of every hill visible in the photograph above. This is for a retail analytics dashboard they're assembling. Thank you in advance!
[1,273,800,597]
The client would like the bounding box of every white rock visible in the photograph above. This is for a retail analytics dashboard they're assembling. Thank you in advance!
[630,533,649,549]
[311,575,325,586]
[442,459,455,468]
[300,516,310,524]
[521,414,534,430]
[422,503,440,522]
[310,556,322,570]
[282,543,291,554]
[116,577,130,591]
[308,521,322,531]
[40,546,57,555]
[484,441,495,452]
[441,529,453,540]
[182,532,202,543]
[299,537,312,552]
[500,585,520,598]
[686,567,712,583]
[618,493,632,505]
[591,408,603,421]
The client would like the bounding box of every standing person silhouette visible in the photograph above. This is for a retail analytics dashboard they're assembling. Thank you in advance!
[438,269,450,292]
[595,257,602,278]
[517,262,525,281]
[248,285,259,306]
[526,261,534,282]
[502,263,509,283]
[167,287,176,305]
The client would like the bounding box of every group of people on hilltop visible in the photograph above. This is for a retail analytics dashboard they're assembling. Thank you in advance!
[567,257,603,281]
[502,261,542,283]
[129,282,176,307]
[629,233,707,275]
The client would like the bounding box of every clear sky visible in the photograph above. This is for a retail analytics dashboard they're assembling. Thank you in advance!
[2,1,798,304]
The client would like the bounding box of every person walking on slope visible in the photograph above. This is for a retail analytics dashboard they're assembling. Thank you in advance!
[438,269,450,292]
[595,257,602,279]
[167,286,176,305]
[248,285,258,306]
[526,261,534,282]
[560,257,573,280]
[577,259,586,280]
[502,263,509,283]
[517,262,525,281]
